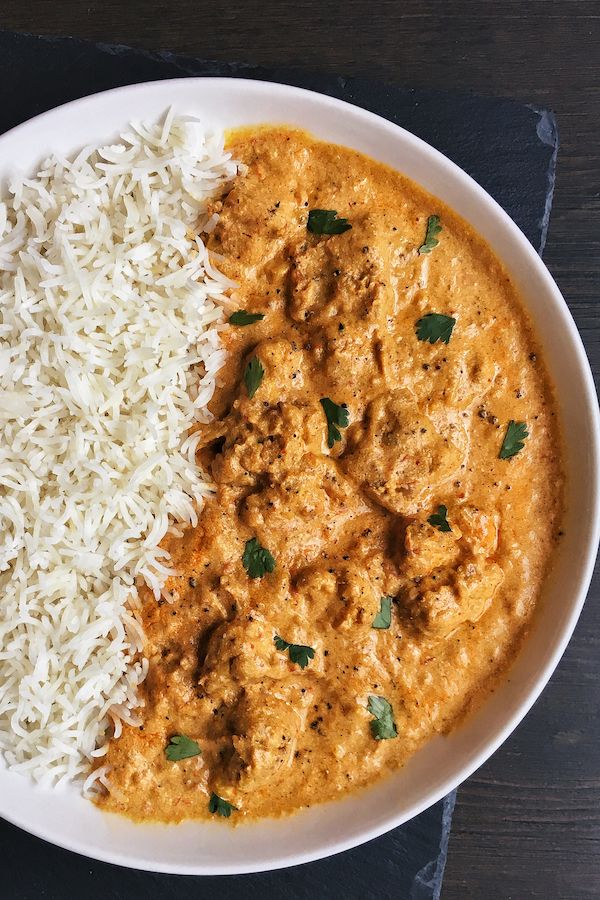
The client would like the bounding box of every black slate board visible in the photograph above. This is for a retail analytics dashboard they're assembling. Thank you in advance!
[0,29,558,900]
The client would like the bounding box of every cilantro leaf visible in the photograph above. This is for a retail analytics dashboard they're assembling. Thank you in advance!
[229,310,265,326]
[320,397,350,448]
[418,214,442,254]
[243,356,264,399]
[372,596,393,630]
[208,792,237,818]
[367,695,398,741]
[307,209,352,235]
[274,635,315,669]
[289,644,316,669]
[165,734,201,761]
[416,313,456,345]
[242,537,275,578]
[427,504,451,532]
[499,420,529,459]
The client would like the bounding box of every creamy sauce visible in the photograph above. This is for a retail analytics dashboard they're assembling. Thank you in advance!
[98,128,563,823]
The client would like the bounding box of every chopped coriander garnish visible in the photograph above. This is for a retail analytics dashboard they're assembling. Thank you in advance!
[416,313,456,345]
[372,596,393,630]
[243,356,264,399]
[229,310,265,326]
[320,397,350,448]
[165,734,201,761]
[367,695,397,740]
[307,209,352,235]
[499,420,529,459]
[428,504,451,532]
[274,635,315,669]
[418,214,442,254]
[209,792,237,818]
[242,537,275,578]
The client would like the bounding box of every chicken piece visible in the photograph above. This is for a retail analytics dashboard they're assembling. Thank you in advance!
[317,319,385,396]
[213,340,323,487]
[425,403,470,460]
[213,401,323,486]
[288,214,395,327]
[397,505,499,578]
[244,338,308,406]
[398,502,504,638]
[241,456,364,569]
[438,350,499,407]
[199,616,311,705]
[345,525,404,600]
[100,725,207,815]
[222,683,313,793]
[329,564,384,631]
[208,146,307,271]
[400,517,462,580]
[343,390,465,515]
[455,505,500,557]
[213,338,324,486]
[404,561,504,638]
[292,557,389,632]
[292,566,338,622]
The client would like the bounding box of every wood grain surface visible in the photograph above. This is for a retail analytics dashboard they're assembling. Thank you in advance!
[2,3,599,898]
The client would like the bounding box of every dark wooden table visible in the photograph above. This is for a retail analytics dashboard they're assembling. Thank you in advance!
[4,3,599,897]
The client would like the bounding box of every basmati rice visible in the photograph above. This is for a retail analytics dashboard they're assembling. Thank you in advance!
[0,111,239,786]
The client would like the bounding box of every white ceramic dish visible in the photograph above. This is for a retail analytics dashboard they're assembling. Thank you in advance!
[0,77,598,875]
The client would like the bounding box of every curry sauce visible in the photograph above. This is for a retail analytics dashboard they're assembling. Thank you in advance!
[98,128,563,822]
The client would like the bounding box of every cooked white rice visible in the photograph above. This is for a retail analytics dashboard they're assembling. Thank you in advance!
[0,111,239,786]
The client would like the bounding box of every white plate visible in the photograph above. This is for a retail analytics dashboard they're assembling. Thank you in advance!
[0,77,598,875]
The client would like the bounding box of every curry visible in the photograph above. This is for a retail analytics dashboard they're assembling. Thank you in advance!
[98,128,563,822]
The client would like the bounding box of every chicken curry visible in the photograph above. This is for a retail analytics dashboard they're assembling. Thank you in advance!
[98,128,563,822]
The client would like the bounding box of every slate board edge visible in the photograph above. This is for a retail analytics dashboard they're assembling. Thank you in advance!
[526,104,559,254]
[412,791,457,900]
